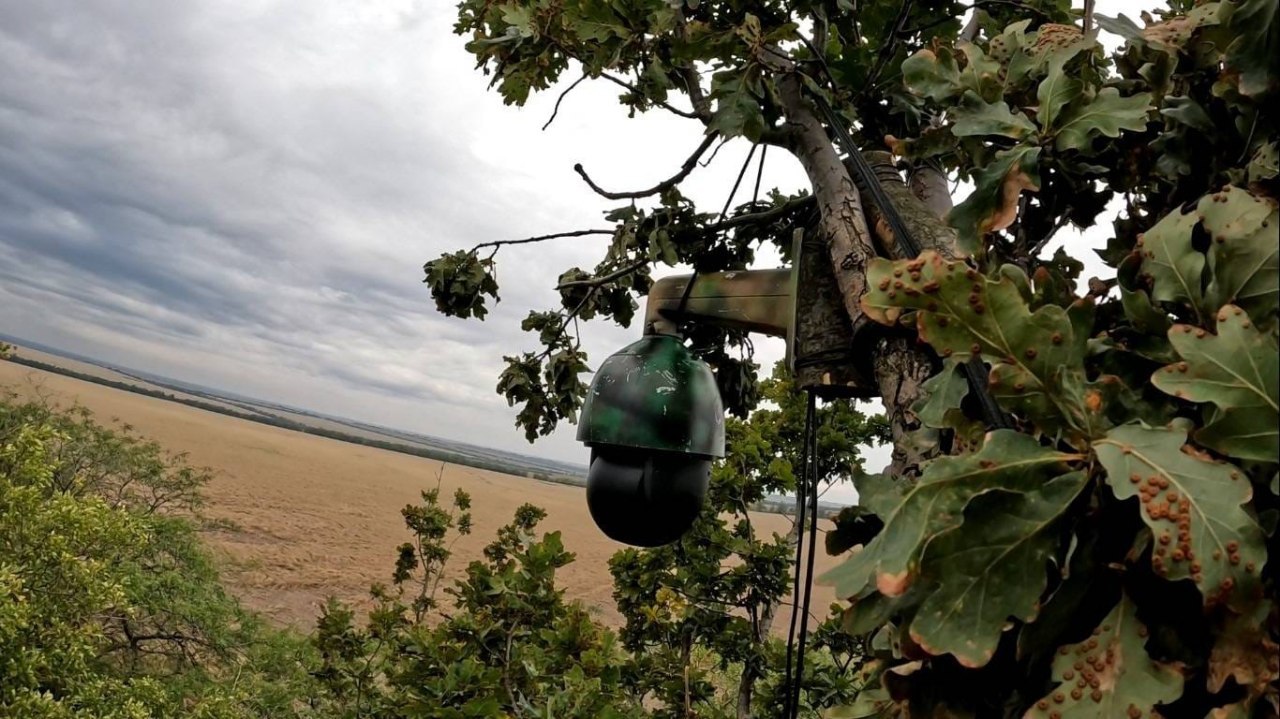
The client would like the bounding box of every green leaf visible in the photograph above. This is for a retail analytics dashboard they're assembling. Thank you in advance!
[1222,0,1280,98]
[423,250,501,320]
[500,4,536,38]
[1160,95,1215,133]
[908,472,1088,668]
[1138,204,1207,319]
[1152,306,1279,461]
[1198,408,1280,463]
[821,431,1081,601]
[912,359,969,429]
[708,70,764,141]
[956,42,1004,101]
[1153,307,1279,413]
[1025,593,1184,718]
[1093,14,1145,44]
[902,47,963,102]
[948,145,1042,254]
[862,253,1109,442]
[1052,88,1153,151]
[1200,187,1280,330]
[1035,45,1086,133]
[952,91,1037,139]
[1095,424,1265,607]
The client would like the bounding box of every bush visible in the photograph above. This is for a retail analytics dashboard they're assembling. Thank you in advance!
[0,396,315,718]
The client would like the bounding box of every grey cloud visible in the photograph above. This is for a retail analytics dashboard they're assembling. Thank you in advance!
[0,0,573,454]
[0,0,808,466]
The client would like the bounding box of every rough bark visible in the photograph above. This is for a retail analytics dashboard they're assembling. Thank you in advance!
[777,74,878,344]
[849,152,959,260]
[792,226,874,399]
[852,154,959,478]
[907,164,954,219]
[870,334,937,479]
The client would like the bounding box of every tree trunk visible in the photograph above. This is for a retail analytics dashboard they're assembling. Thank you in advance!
[777,76,958,481]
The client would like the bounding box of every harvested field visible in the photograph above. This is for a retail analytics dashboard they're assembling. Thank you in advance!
[0,359,839,633]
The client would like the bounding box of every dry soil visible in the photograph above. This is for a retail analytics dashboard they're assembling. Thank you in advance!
[0,359,839,633]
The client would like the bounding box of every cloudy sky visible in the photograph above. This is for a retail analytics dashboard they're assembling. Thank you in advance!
[0,1,1152,482]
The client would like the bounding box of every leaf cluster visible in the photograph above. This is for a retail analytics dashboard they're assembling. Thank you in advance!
[820,5,1279,715]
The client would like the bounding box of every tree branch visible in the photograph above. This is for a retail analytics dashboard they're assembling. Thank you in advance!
[573,133,718,199]
[542,72,588,131]
[598,71,702,119]
[675,13,711,120]
[707,195,815,232]
[472,229,615,253]
[554,259,648,290]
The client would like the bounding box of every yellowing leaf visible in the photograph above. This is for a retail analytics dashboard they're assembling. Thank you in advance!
[902,47,963,102]
[948,146,1041,254]
[1207,600,1279,710]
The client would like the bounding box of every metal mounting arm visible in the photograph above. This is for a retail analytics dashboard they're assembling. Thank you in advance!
[642,268,795,341]
[639,229,876,400]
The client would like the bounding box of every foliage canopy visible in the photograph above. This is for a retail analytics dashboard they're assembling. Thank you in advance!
[427,0,1279,716]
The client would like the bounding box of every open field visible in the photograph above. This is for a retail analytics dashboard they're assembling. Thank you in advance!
[0,360,840,633]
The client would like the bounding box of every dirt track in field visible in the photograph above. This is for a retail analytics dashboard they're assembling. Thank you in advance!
[1,358,839,632]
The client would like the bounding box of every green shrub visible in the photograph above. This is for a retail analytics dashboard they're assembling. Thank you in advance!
[0,397,315,718]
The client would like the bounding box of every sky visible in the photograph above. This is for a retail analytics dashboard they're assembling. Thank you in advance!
[0,1,1158,496]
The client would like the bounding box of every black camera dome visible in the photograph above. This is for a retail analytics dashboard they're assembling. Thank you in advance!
[586,447,710,547]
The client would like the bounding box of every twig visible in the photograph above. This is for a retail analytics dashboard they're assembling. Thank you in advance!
[599,71,702,119]
[542,72,587,131]
[536,265,642,361]
[573,133,718,199]
[706,196,815,232]
[675,12,711,119]
[555,259,649,289]
[1083,0,1094,33]
[472,228,614,252]
[700,136,732,167]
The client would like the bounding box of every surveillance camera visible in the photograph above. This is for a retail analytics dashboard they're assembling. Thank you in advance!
[577,335,725,547]
[586,446,710,547]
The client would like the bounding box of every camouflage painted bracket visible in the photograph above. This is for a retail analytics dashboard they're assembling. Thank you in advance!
[643,231,879,399]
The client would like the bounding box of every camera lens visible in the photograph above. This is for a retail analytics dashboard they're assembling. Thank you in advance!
[586,447,710,547]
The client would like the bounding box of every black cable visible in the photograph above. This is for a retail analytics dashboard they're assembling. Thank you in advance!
[809,92,1010,430]
[676,143,761,318]
[782,391,816,718]
[789,390,821,718]
[813,94,920,258]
